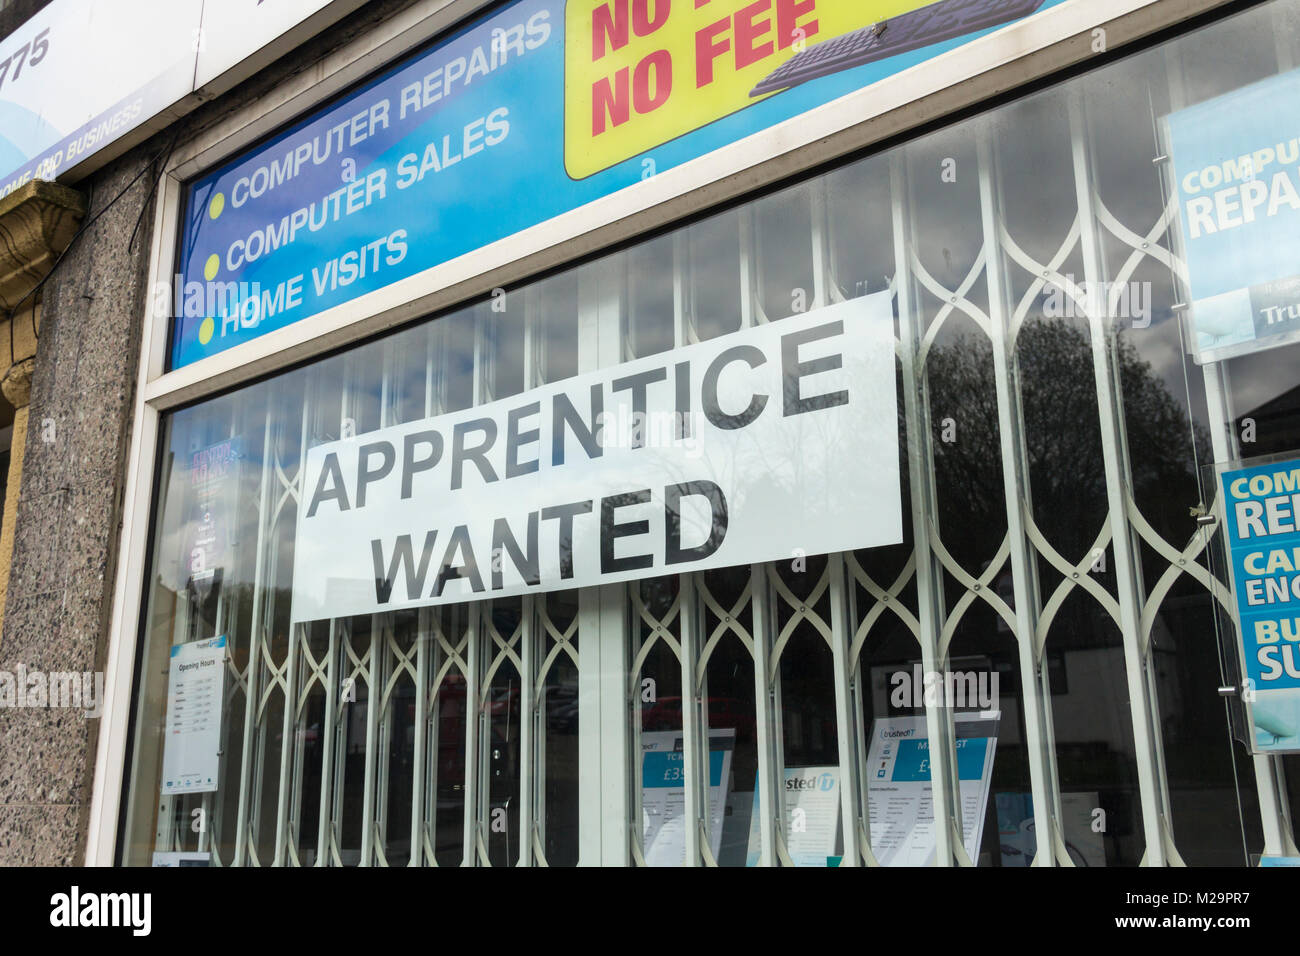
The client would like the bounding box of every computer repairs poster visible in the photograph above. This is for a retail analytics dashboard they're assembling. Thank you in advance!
[1219,457,1300,753]
[174,0,1064,368]
[865,711,998,865]
[1167,67,1300,363]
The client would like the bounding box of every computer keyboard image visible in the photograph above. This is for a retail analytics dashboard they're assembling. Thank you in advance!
[750,0,1047,96]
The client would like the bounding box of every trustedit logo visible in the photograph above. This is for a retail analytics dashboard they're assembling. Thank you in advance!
[49,887,151,936]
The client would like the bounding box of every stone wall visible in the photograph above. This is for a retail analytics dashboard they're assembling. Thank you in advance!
[0,150,155,864]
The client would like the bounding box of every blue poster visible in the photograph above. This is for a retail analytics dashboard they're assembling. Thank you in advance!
[1168,68,1300,362]
[170,0,1066,369]
[1220,457,1300,753]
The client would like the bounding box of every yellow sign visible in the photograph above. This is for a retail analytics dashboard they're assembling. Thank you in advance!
[564,0,931,179]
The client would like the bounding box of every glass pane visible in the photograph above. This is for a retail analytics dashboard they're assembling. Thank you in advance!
[631,575,686,866]
[697,565,758,867]
[124,0,1300,868]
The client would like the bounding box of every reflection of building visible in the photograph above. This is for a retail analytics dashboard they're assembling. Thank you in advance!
[0,0,1298,872]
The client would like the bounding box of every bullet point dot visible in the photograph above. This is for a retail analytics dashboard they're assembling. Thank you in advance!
[208,192,225,219]
[204,254,219,281]
[198,316,215,345]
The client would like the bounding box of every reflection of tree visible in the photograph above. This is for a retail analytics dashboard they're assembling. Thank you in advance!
[924,318,1209,642]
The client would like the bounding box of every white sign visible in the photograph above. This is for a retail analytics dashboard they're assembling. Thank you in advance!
[161,635,226,795]
[290,294,901,623]
[866,712,999,866]
[0,0,361,197]
[641,729,733,866]
[194,0,354,89]
[746,766,842,866]
[783,766,841,865]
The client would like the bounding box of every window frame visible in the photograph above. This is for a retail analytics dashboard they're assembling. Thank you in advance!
[87,0,1236,866]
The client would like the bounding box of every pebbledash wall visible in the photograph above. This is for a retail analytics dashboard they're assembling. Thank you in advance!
[3,0,1299,867]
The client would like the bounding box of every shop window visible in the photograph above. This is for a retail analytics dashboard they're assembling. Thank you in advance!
[121,0,1300,866]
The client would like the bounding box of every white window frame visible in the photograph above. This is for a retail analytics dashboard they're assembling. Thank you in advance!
[84,0,1225,866]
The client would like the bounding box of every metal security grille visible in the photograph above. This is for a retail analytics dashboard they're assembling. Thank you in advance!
[131,3,1300,866]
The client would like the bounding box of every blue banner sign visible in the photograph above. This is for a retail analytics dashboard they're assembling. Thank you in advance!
[1220,458,1300,753]
[172,0,1065,370]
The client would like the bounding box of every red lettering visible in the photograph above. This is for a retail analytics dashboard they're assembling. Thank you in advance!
[734,0,774,69]
[775,0,818,50]
[695,17,730,87]
[592,68,631,135]
[595,0,673,61]
[633,49,672,113]
[593,0,629,62]
[633,0,671,36]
